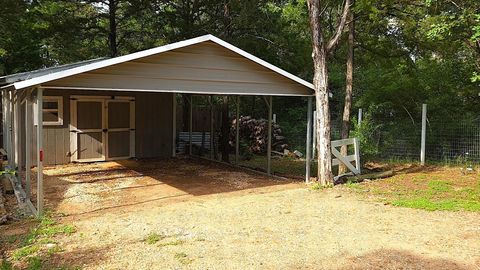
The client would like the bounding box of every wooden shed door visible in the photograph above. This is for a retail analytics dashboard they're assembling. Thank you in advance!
[71,96,135,162]
[106,99,135,160]
[71,99,106,162]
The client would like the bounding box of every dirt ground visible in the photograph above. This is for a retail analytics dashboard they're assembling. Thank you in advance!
[2,158,480,269]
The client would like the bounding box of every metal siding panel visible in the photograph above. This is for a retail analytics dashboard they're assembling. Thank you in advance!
[47,74,307,95]
[43,43,311,96]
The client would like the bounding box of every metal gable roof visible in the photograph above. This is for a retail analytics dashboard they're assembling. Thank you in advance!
[4,35,314,95]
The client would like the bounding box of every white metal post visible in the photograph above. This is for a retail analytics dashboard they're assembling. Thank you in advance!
[2,92,6,151]
[172,94,176,158]
[6,91,12,167]
[36,87,44,216]
[188,95,193,155]
[421,103,427,165]
[266,96,272,175]
[353,137,361,173]
[25,90,32,200]
[305,96,313,183]
[235,96,240,165]
[14,92,22,169]
[209,95,214,160]
[358,108,363,127]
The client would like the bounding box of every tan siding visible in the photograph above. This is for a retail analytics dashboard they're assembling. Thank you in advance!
[44,42,311,96]
[26,89,173,165]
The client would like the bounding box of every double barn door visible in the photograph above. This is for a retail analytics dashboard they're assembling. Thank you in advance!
[70,96,135,162]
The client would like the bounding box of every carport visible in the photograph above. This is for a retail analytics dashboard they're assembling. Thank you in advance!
[0,34,315,216]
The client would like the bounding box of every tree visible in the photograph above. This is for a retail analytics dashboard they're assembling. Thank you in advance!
[307,0,351,185]
[339,1,355,175]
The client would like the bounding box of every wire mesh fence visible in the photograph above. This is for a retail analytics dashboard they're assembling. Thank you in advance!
[426,118,480,164]
[352,105,480,165]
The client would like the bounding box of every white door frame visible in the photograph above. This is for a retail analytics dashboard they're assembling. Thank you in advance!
[70,95,135,162]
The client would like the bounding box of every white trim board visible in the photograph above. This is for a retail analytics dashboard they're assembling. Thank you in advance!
[11,35,314,93]
[43,86,312,97]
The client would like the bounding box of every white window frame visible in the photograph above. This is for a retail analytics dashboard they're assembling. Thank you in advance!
[34,96,64,126]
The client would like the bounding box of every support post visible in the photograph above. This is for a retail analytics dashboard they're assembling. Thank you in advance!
[312,110,317,159]
[6,91,12,167]
[209,95,214,160]
[172,94,176,157]
[353,137,361,173]
[305,96,313,183]
[25,90,32,200]
[420,103,427,166]
[2,92,6,151]
[235,96,240,165]
[358,108,363,127]
[36,87,44,216]
[266,96,272,175]
[14,91,22,169]
[188,95,193,156]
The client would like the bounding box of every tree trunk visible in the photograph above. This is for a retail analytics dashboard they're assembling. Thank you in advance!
[339,8,355,175]
[314,55,334,186]
[308,0,334,185]
[221,96,230,162]
[108,0,118,57]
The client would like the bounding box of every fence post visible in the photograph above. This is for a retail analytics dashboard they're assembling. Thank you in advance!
[305,96,313,183]
[420,104,427,165]
[358,108,363,127]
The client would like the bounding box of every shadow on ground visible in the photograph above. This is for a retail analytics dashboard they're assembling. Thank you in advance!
[340,249,476,270]
[25,157,299,216]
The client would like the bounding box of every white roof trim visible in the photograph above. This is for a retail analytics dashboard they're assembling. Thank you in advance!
[42,86,312,96]
[12,34,314,92]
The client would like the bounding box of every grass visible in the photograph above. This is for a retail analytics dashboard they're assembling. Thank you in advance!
[143,232,165,245]
[346,165,480,212]
[158,239,185,247]
[174,252,192,265]
[2,214,77,269]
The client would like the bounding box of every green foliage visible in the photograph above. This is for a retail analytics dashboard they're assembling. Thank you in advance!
[310,182,334,190]
[0,260,12,270]
[12,245,40,261]
[174,252,192,265]
[143,232,165,245]
[26,257,42,270]
[351,113,381,159]
[158,239,185,247]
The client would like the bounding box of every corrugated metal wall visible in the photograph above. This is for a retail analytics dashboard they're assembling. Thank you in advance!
[23,89,173,165]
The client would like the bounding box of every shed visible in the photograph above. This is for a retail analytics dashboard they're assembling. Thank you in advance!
[0,34,315,215]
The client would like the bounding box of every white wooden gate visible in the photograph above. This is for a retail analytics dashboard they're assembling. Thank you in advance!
[331,138,361,176]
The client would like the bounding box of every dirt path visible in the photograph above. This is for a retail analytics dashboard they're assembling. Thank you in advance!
[2,159,480,269]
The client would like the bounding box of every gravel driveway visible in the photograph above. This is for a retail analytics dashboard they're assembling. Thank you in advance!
[6,159,480,269]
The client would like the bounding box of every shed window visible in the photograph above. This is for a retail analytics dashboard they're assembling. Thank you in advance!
[34,96,64,126]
